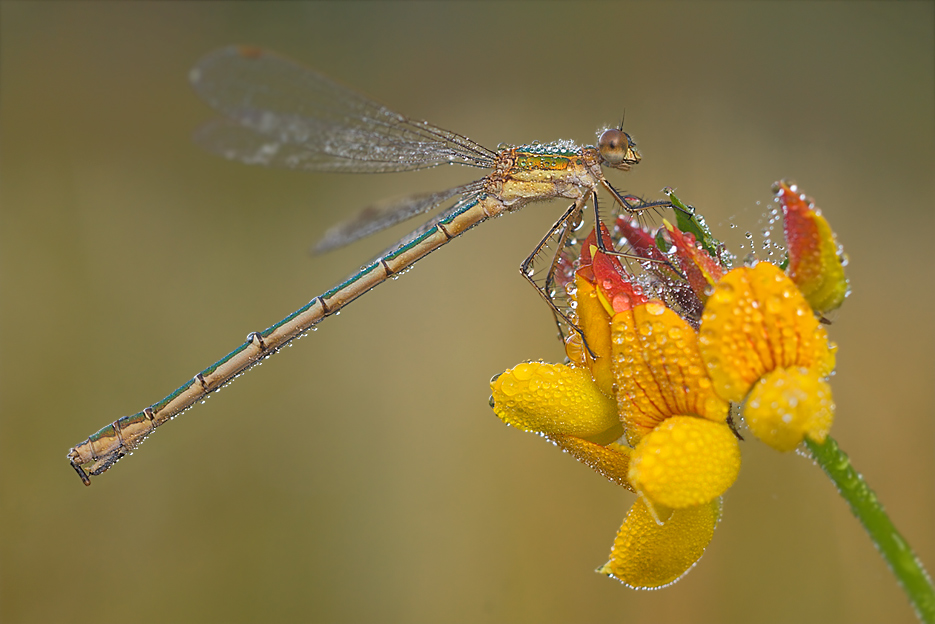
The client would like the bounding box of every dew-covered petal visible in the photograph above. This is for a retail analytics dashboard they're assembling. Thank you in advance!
[598,496,721,589]
[813,324,838,379]
[551,435,634,491]
[567,272,614,397]
[627,416,740,509]
[616,215,671,266]
[612,302,729,444]
[775,180,849,315]
[699,262,831,403]
[592,248,648,315]
[744,367,835,452]
[663,219,724,304]
[490,362,622,441]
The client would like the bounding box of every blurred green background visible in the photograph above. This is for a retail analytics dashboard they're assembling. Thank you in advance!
[2,2,933,623]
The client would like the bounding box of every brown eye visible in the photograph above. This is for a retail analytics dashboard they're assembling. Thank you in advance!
[598,128,631,164]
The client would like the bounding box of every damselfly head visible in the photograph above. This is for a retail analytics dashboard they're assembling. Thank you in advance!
[598,128,641,171]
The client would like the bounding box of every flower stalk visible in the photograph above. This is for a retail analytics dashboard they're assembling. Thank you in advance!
[803,436,935,623]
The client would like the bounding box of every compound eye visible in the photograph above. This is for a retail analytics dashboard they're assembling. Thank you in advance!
[598,128,632,164]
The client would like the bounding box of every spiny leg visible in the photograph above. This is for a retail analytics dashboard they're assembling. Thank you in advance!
[519,196,595,352]
[520,198,581,336]
[591,191,661,260]
[602,179,681,217]
[600,180,675,230]
[595,185,685,277]
[603,180,717,239]
[540,202,583,325]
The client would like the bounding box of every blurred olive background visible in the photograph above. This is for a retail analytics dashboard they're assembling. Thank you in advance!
[1,2,933,623]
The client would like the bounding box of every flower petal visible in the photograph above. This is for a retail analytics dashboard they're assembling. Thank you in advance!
[551,435,634,491]
[592,249,648,315]
[628,416,741,509]
[617,216,705,322]
[698,262,833,403]
[775,180,849,315]
[612,302,729,444]
[490,362,622,442]
[567,272,615,397]
[615,216,670,265]
[663,219,725,303]
[744,367,835,452]
[598,496,722,589]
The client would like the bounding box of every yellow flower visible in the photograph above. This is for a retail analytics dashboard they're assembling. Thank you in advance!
[652,183,841,452]
[489,183,846,586]
[698,261,836,452]
[490,226,740,588]
[490,359,732,589]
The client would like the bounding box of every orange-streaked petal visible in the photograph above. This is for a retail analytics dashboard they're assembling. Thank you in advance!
[744,367,835,452]
[612,301,729,444]
[616,216,670,265]
[551,435,634,491]
[663,219,724,302]
[698,262,831,403]
[592,249,648,315]
[490,362,622,442]
[775,181,849,315]
[567,272,614,397]
[598,497,721,589]
[628,416,741,509]
[618,216,706,321]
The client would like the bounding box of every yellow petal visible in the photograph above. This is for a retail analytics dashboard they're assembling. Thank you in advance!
[744,367,835,452]
[568,272,615,397]
[699,262,831,403]
[611,301,729,445]
[599,497,721,589]
[628,416,741,509]
[490,362,621,441]
[551,436,634,491]
[814,324,838,379]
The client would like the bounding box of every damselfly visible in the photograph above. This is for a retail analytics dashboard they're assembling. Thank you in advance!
[67,45,671,485]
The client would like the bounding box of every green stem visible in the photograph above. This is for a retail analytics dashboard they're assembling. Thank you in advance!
[803,436,935,623]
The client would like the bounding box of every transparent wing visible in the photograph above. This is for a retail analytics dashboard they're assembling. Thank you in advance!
[358,187,487,266]
[313,182,482,253]
[189,46,498,173]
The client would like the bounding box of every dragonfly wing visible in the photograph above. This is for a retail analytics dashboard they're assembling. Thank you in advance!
[189,46,497,172]
[313,182,482,253]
